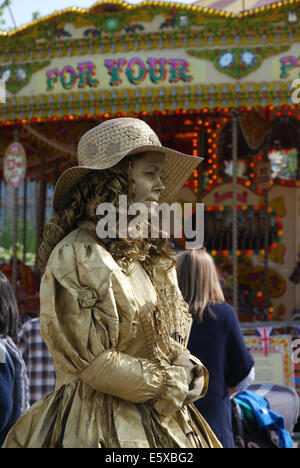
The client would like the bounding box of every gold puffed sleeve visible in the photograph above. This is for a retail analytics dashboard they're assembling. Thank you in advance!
[40,241,188,411]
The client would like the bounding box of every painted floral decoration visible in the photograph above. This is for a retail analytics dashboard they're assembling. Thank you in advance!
[218,52,234,68]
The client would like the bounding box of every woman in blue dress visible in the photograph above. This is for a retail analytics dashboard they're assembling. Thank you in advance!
[176,249,255,448]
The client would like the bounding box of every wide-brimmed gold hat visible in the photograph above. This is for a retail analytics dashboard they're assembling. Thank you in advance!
[53,117,202,212]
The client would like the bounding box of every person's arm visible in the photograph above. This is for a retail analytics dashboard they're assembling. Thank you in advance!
[228,366,255,397]
[235,365,255,392]
[41,242,189,417]
[224,304,255,390]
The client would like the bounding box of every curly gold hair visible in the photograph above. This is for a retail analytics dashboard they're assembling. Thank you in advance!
[38,154,175,275]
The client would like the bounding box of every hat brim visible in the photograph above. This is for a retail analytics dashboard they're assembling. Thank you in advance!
[52,145,203,212]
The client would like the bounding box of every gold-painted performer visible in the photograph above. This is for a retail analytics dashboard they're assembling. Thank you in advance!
[3,118,221,448]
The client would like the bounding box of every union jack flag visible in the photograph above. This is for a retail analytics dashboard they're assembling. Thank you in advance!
[255,327,274,356]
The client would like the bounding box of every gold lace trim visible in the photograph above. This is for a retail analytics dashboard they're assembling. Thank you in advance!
[139,285,191,364]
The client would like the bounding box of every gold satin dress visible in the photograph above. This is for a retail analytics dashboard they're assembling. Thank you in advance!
[3,221,221,448]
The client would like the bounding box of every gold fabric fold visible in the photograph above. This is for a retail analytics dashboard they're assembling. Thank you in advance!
[3,222,222,448]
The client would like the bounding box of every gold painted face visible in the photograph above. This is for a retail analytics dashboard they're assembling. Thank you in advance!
[130,152,166,205]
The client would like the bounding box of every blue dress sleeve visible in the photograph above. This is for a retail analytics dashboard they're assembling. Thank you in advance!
[0,353,15,446]
[224,304,254,388]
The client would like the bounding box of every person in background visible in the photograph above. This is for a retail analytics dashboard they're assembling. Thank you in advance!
[18,317,56,406]
[176,248,255,448]
[0,271,29,447]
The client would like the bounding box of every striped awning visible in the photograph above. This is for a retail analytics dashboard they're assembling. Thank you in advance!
[192,0,286,14]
